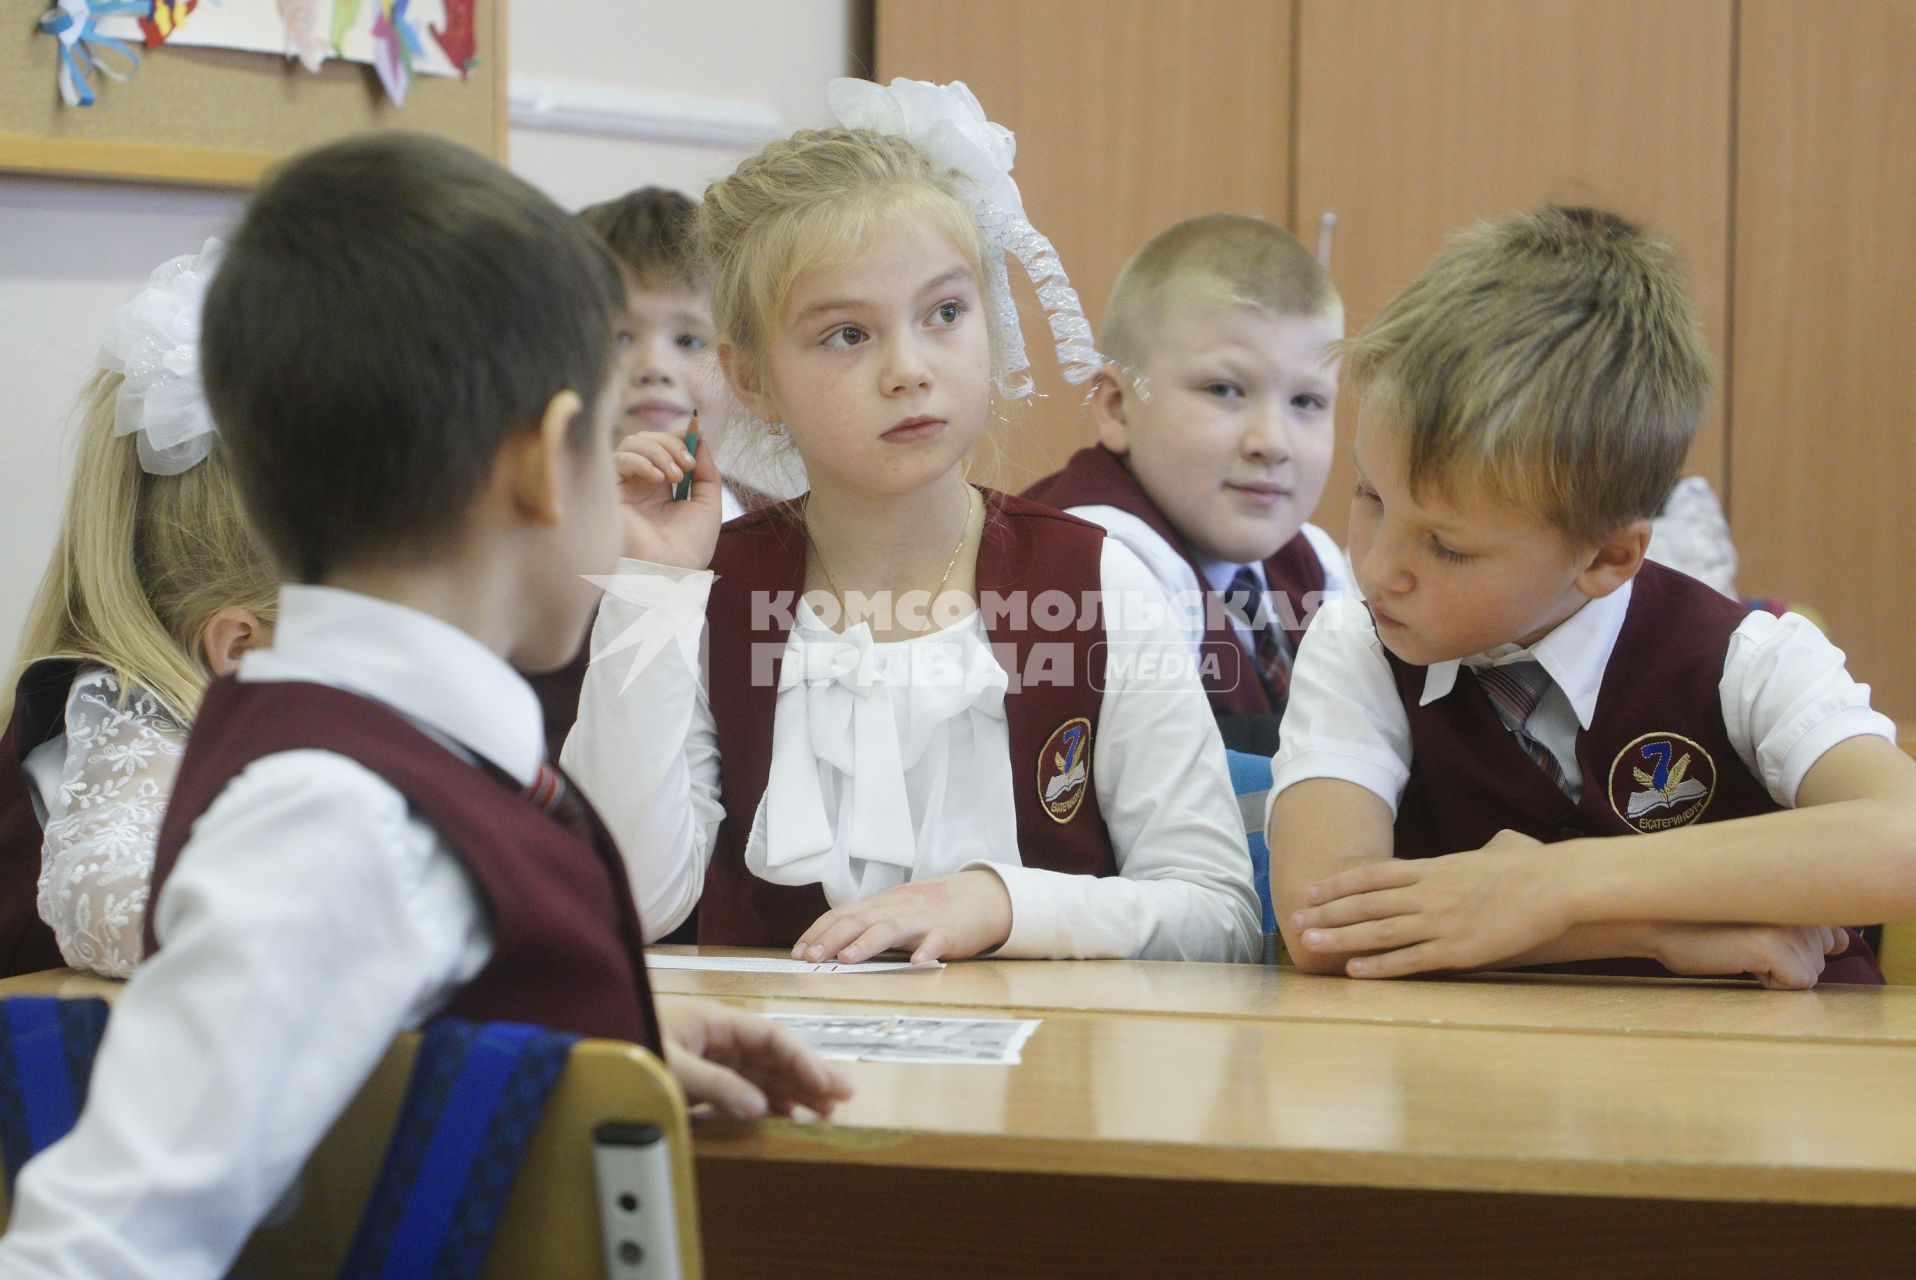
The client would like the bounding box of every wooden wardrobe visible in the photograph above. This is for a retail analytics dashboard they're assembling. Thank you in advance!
[876,0,1916,723]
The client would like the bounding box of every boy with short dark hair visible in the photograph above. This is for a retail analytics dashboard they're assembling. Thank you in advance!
[0,132,848,1279]
[1026,213,1349,754]
[1274,207,1916,988]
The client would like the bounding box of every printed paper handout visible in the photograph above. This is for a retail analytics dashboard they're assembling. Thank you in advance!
[766,1014,1041,1065]
[644,954,944,975]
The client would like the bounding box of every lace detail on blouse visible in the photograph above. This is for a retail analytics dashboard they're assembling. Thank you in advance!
[36,668,186,978]
[1648,476,1739,598]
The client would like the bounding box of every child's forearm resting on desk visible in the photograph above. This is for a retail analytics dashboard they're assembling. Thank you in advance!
[1284,737,1916,977]
[1269,780,1719,975]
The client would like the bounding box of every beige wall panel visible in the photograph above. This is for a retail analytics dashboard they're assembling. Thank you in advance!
[1733,1,1916,719]
[876,0,1294,490]
[1295,0,1732,545]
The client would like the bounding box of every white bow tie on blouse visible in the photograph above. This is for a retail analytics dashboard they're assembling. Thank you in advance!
[746,603,1021,907]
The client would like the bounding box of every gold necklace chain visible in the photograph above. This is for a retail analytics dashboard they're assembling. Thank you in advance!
[807,486,979,621]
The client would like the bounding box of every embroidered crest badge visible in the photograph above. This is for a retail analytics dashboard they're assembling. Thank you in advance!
[1038,717,1093,823]
[1608,732,1716,833]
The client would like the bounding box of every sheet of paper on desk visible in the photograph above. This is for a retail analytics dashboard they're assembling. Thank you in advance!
[644,954,945,975]
[766,1014,1042,1065]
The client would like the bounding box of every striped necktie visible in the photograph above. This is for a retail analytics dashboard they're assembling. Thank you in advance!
[526,762,567,813]
[1471,661,1569,793]
[526,762,592,840]
[1223,567,1293,712]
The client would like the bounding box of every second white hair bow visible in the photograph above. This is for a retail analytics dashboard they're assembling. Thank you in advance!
[97,238,225,476]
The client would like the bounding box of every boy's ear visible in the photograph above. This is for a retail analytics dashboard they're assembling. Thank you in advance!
[1088,362,1133,454]
[200,606,269,678]
[1575,517,1652,600]
[506,389,584,527]
[718,341,778,422]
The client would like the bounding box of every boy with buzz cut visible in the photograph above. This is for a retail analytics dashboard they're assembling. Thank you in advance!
[1274,206,1916,989]
[0,133,849,1280]
[1025,213,1350,756]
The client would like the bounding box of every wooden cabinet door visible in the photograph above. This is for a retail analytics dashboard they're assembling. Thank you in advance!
[876,0,1295,491]
[1733,0,1916,719]
[1294,0,1733,543]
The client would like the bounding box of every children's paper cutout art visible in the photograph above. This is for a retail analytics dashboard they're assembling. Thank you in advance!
[430,0,476,79]
[137,0,196,48]
[371,0,423,106]
[91,1,462,83]
[278,0,327,72]
[331,0,364,55]
[38,0,145,108]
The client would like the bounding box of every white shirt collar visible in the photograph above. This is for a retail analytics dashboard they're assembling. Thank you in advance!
[1200,559,1265,594]
[1416,578,1634,729]
[238,584,546,786]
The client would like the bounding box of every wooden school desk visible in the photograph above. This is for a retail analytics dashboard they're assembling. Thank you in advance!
[658,951,1916,1278]
[648,944,1916,1045]
[11,966,1916,1276]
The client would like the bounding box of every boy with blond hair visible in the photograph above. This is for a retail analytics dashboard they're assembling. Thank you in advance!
[534,187,807,762]
[1026,214,1349,754]
[1274,206,1916,988]
[577,185,797,521]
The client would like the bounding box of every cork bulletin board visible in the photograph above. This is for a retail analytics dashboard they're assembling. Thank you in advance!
[0,1,506,186]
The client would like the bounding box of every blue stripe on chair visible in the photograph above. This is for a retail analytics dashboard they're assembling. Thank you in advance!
[1225,750,1278,935]
[0,997,110,1195]
[338,1020,578,1280]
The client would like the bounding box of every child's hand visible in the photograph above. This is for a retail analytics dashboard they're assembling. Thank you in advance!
[616,421,722,570]
[658,996,854,1120]
[792,870,1014,965]
[1650,922,1847,990]
[1290,829,1571,977]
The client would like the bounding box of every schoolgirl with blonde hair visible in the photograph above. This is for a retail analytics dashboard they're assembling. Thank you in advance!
[0,242,275,978]
[567,80,1260,965]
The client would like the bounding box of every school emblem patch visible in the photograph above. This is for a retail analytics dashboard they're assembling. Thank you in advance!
[1038,717,1093,823]
[1608,732,1717,833]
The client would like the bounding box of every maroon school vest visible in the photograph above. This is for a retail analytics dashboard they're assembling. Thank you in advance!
[1387,560,1882,984]
[147,679,663,1047]
[1024,445,1326,718]
[0,660,82,976]
[699,490,1117,945]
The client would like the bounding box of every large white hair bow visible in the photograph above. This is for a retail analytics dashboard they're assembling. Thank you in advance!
[828,77,1102,400]
[97,238,224,476]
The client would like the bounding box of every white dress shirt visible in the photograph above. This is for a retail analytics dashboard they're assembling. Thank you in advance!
[1065,505,1352,654]
[564,539,1261,963]
[1271,584,1897,819]
[0,586,534,1280]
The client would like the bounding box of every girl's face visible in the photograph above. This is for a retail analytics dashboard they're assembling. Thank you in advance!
[735,218,991,499]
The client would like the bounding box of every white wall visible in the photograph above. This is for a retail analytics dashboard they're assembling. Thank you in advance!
[509,0,856,210]
[0,0,853,657]
[0,181,247,655]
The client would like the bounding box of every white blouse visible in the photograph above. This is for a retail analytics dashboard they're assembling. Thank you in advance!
[565,537,1260,962]
[20,666,183,978]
